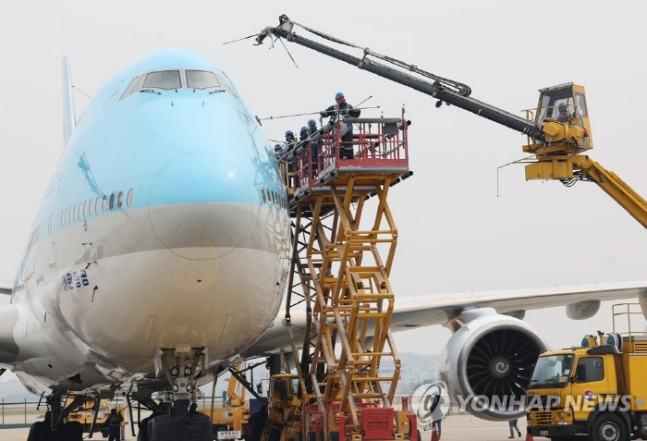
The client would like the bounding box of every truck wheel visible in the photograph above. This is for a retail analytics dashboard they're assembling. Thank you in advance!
[592,413,627,441]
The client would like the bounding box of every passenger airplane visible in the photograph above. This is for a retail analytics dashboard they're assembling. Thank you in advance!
[0,49,645,435]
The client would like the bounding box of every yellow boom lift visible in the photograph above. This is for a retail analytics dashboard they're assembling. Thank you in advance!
[256,15,647,229]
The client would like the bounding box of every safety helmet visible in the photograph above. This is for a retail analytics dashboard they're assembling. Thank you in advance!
[308,119,316,126]
[335,92,344,100]
[285,130,293,137]
[274,144,281,148]
[301,126,308,132]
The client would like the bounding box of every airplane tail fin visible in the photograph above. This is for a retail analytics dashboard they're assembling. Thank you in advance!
[62,56,77,146]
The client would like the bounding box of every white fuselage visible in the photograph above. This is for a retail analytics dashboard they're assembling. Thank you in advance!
[0,49,291,395]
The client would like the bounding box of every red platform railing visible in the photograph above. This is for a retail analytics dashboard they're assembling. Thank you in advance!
[282,113,410,197]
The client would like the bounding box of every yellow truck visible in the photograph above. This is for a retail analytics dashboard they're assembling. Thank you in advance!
[526,303,647,441]
[65,397,126,435]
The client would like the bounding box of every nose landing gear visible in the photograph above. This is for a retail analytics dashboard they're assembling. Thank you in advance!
[142,347,213,441]
[157,347,205,402]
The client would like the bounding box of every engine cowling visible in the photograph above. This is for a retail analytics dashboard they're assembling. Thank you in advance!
[441,308,548,421]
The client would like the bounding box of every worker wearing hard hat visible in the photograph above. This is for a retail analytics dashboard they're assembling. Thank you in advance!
[307,119,318,137]
[284,130,297,154]
[284,129,298,188]
[321,92,361,159]
[299,126,309,142]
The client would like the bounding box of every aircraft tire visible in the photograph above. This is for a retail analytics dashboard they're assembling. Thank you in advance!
[27,420,83,441]
[245,408,267,441]
[60,421,83,440]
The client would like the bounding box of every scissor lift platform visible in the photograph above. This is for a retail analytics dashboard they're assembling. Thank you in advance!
[282,116,412,217]
[277,115,417,441]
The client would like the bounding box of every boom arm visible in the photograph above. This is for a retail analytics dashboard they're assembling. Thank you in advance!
[564,156,647,229]
[256,15,545,142]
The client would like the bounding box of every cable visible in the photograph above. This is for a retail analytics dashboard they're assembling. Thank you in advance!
[223,33,259,45]
[283,15,471,96]
[560,178,578,187]
[73,85,92,100]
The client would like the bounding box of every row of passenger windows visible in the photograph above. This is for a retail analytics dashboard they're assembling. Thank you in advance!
[60,189,134,227]
[120,69,232,100]
[261,187,288,210]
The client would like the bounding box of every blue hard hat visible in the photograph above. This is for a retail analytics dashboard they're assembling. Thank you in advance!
[274,144,281,148]
[301,126,308,132]
[335,92,344,99]
[285,130,293,136]
[308,119,316,126]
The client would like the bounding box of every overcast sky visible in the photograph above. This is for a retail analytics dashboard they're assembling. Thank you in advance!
[1,0,647,377]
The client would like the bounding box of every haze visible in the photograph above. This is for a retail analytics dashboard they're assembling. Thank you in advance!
[0,1,646,372]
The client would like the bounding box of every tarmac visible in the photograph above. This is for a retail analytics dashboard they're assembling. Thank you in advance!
[0,414,530,441]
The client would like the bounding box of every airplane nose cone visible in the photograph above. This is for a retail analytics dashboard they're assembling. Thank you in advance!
[148,152,254,260]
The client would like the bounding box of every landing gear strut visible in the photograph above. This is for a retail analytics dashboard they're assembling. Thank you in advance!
[157,347,205,402]
[139,347,212,441]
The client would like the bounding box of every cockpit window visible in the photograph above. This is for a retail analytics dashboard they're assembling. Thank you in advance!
[143,70,182,90]
[119,69,227,100]
[120,75,144,100]
[186,70,221,90]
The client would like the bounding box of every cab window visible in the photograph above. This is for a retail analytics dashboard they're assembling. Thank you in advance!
[186,70,221,90]
[575,357,604,383]
[143,70,182,90]
[575,93,588,117]
[289,378,299,395]
[538,88,573,121]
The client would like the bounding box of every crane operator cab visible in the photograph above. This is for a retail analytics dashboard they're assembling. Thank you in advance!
[524,83,593,155]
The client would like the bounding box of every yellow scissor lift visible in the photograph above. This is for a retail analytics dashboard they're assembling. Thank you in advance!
[272,114,417,441]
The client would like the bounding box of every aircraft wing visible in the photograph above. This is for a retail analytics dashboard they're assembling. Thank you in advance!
[244,281,647,357]
[388,280,647,331]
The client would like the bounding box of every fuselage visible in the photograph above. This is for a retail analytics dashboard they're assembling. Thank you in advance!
[0,49,290,394]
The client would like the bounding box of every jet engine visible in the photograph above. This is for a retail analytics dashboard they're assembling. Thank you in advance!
[441,308,548,421]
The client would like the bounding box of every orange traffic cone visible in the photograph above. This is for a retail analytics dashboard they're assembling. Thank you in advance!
[525,431,533,441]
[430,422,439,441]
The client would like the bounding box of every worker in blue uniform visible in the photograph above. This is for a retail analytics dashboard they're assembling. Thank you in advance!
[321,92,360,159]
